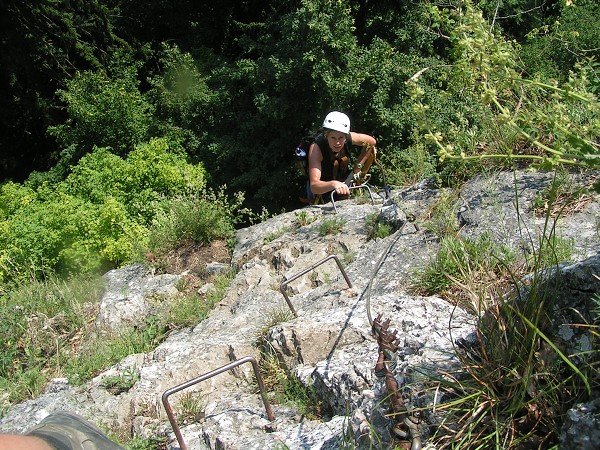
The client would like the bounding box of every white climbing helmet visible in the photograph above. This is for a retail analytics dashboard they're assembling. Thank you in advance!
[322,111,350,134]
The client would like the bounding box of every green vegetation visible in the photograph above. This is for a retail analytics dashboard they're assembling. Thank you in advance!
[423,230,597,449]
[255,308,321,418]
[412,171,597,449]
[0,0,598,446]
[365,212,394,241]
[101,366,140,395]
[0,254,235,406]
[4,1,597,208]
[176,391,206,425]
[294,210,317,227]
[258,350,321,418]
[263,226,291,244]
[318,217,347,236]
[146,190,244,259]
[531,168,598,218]
[254,308,296,347]
[414,232,516,309]
[124,435,170,450]
[421,190,460,238]
[167,271,235,328]
[0,138,212,287]
[0,274,105,402]
[408,3,599,179]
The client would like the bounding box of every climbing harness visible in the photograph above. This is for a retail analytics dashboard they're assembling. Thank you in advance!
[344,144,389,199]
[305,143,389,206]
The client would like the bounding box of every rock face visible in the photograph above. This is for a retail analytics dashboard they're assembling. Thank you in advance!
[1,170,598,449]
[96,263,182,333]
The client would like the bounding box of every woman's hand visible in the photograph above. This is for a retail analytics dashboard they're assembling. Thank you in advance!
[333,182,350,196]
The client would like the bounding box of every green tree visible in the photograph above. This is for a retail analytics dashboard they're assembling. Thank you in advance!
[408,2,599,175]
[0,0,122,181]
[519,0,600,87]
[153,0,441,210]
[48,55,154,167]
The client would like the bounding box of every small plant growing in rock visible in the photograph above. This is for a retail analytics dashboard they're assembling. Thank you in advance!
[254,307,295,347]
[294,210,317,227]
[352,187,372,205]
[412,231,517,310]
[263,226,290,244]
[532,170,596,218]
[308,269,325,288]
[318,217,346,236]
[365,212,394,240]
[101,366,139,394]
[342,249,356,265]
[124,435,170,450]
[177,391,206,425]
[258,348,321,419]
[422,189,460,238]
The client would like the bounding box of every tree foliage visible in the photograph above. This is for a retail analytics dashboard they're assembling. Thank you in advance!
[0,138,206,285]
[49,57,154,163]
[408,2,599,176]
[0,0,598,285]
[0,0,122,180]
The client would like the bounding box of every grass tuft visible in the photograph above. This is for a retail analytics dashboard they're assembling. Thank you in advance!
[318,217,346,236]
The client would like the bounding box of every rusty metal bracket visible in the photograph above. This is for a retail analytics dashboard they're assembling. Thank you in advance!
[372,313,422,450]
[331,184,374,213]
[279,254,352,317]
[162,356,275,450]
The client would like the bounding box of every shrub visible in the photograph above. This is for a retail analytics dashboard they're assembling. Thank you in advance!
[48,59,153,159]
[408,4,600,173]
[146,189,243,259]
[0,137,208,284]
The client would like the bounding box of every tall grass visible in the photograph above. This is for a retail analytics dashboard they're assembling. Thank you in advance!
[0,274,105,404]
[417,170,598,449]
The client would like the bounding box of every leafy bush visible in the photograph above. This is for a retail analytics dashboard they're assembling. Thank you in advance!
[146,189,243,259]
[146,44,219,153]
[408,4,599,173]
[48,55,154,160]
[0,137,207,285]
[519,0,600,88]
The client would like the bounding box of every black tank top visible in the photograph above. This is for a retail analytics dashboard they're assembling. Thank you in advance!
[314,133,353,182]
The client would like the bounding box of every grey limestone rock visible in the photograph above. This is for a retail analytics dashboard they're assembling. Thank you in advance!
[1,170,598,449]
